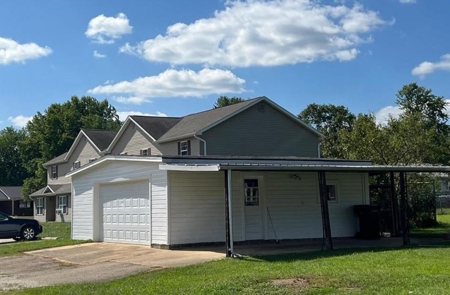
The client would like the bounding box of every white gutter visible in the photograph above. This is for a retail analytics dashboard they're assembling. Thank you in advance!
[194,134,207,155]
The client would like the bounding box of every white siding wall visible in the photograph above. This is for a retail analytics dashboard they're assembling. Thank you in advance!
[168,171,370,245]
[71,161,168,244]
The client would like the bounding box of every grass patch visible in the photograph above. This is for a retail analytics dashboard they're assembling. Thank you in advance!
[0,222,87,257]
[7,245,450,295]
[411,214,450,238]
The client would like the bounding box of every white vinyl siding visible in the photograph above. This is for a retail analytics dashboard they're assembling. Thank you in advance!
[168,171,369,245]
[111,123,162,156]
[71,161,168,244]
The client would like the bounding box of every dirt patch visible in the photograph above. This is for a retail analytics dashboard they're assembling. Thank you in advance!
[272,277,310,290]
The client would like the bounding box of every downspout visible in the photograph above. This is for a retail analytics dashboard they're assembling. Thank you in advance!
[194,134,207,155]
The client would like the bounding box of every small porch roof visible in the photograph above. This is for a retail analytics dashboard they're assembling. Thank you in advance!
[29,184,71,198]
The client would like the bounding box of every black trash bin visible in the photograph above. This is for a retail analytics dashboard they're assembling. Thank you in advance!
[354,205,380,240]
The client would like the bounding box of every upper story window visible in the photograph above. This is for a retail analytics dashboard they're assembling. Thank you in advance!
[140,148,151,156]
[51,165,58,179]
[178,140,190,156]
[73,161,81,169]
[89,158,97,163]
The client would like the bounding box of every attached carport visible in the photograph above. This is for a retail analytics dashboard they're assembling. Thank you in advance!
[161,156,450,257]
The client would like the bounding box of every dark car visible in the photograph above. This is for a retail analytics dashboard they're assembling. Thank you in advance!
[0,212,43,241]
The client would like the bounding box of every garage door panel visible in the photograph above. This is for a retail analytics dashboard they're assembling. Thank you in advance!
[101,180,150,245]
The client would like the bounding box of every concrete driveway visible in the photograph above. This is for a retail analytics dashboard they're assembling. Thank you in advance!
[0,243,224,291]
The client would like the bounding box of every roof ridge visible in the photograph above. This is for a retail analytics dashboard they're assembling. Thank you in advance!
[82,129,118,132]
[130,115,182,119]
[182,97,262,118]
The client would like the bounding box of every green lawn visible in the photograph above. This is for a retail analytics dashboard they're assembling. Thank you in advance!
[7,244,450,295]
[410,214,450,238]
[0,222,87,257]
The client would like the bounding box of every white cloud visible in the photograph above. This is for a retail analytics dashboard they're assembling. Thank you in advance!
[375,105,403,124]
[85,13,133,44]
[412,54,450,77]
[93,50,106,58]
[0,37,52,65]
[8,115,32,128]
[117,111,167,121]
[120,0,390,67]
[88,68,245,104]
[399,0,416,3]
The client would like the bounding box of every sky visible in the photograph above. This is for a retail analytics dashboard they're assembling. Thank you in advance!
[0,0,449,129]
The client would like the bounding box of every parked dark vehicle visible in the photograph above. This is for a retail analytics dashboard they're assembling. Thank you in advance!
[0,212,42,241]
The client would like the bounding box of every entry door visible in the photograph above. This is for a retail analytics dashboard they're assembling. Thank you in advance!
[244,176,265,240]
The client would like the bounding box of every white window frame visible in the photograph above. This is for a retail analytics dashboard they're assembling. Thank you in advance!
[36,198,44,215]
[140,148,151,156]
[317,180,339,203]
[180,141,189,156]
[73,161,81,169]
[58,195,68,214]
[51,165,58,179]
[244,179,260,206]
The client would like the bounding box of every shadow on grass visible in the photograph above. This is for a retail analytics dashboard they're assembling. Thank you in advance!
[246,242,450,263]
[411,221,450,238]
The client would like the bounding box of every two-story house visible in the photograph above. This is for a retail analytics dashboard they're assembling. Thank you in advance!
[30,129,117,222]
[64,97,375,250]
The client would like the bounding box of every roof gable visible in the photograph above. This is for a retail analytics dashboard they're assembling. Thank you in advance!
[131,116,182,140]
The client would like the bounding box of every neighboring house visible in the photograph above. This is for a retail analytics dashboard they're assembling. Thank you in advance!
[65,97,374,248]
[29,129,117,222]
[0,187,33,216]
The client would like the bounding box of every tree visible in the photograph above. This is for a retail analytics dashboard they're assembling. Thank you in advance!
[213,96,245,109]
[396,83,450,164]
[298,103,356,158]
[21,96,121,198]
[0,127,30,186]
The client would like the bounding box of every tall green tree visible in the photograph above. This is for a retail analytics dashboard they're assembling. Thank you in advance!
[213,96,245,109]
[298,103,356,158]
[21,96,121,198]
[0,127,30,186]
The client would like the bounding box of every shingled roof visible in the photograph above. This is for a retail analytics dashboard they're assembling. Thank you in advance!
[83,129,118,151]
[29,184,71,198]
[157,97,262,142]
[130,116,182,140]
[0,187,22,201]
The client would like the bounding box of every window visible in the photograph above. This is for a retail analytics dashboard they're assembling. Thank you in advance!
[58,195,68,214]
[244,179,259,206]
[89,158,97,163]
[326,184,337,202]
[36,198,44,215]
[179,141,189,156]
[19,201,31,208]
[140,148,151,156]
[51,165,58,179]
[73,161,81,169]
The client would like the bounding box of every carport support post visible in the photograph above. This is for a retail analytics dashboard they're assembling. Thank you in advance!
[399,172,410,246]
[390,172,400,236]
[318,171,333,250]
[224,170,232,257]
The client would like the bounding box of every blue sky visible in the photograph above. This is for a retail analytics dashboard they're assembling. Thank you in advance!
[0,0,449,128]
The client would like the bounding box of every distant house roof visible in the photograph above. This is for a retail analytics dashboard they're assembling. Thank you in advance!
[29,184,71,198]
[43,129,117,167]
[82,129,118,151]
[130,116,182,140]
[0,187,22,201]
[157,98,261,142]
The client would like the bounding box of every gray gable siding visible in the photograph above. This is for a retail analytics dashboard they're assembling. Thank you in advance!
[201,101,319,157]
[158,137,202,156]
[48,137,101,184]
[111,122,162,156]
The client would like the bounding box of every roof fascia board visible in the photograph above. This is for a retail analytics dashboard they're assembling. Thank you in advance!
[44,185,55,193]
[66,156,163,177]
[159,164,220,171]
[156,133,197,144]
[0,189,10,200]
[106,117,156,153]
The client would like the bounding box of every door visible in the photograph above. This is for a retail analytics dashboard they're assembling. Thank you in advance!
[244,176,265,240]
[100,180,150,245]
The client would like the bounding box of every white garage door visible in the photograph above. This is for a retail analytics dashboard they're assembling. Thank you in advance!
[101,180,150,245]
